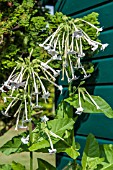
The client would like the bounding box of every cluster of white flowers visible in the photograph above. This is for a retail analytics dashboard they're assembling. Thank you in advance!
[39,20,108,82]
[0,56,63,130]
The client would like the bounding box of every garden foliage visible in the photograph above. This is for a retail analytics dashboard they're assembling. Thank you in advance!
[0,0,113,170]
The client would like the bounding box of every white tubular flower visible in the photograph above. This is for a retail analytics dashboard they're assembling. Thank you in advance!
[1,110,10,117]
[77,52,85,58]
[75,107,84,115]
[48,148,57,154]
[67,50,76,55]
[58,85,63,94]
[97,27,103,32]
[0,86,6,92]
[3,97,7,103]
[21,135,29,144]
[48,49,58,56]
[91,45,98,51]
[53,70,61,77]
[46,130,57,154]
[85,90,100,110]
[41,115,49,123]
[101,43,109,50]
[50,131,64,141]
[79,19,103,33]
[4,81,11,90]
[73,30,83,39]
[42,91,50,100]
[18,125,27,129]
[44,45,51,50]
[33,105,43,109]
[52,55,62,60]
[41,62,57,76]
[81,66,91,80]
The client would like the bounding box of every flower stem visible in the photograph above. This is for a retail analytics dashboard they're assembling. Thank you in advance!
[28,81,33,170]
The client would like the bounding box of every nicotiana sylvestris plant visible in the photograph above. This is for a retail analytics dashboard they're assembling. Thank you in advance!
[0,13,113,170]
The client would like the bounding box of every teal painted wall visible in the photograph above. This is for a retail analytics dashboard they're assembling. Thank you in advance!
[55,1,113,169]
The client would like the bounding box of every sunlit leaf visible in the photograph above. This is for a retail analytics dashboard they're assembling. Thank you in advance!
[11,161,26,170]
[81,134,101,170]
[0,137,22,155]
[37,158,56,170]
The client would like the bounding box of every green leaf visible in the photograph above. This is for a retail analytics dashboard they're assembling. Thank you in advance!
[29,139,50,151]
[65,146,80,159]
[63,161,82,170]
[47,118,75,137]
[56,101,73,118]
[100,144,113,170]
[101,163,113,170]
[0,136,21,155]
[103,144,113,163]
[11,161,26,170]
[65,94,113,118]
[37,158,56,170]
[81,134,100,170]
[0,164,12,170]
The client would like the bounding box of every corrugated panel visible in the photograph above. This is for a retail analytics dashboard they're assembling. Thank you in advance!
[86,57,113,84]
[72,2,113,30]
[56,155,73,170]
[96,30,113,57]
[55,0,109,16]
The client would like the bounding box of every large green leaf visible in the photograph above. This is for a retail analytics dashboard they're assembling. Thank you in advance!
[0,136,22,155]
[65,94,113,118]
[0,164,12,170]
[37,158,56,170]
[56,101,73,118]
[100,144,113,170]
[11,161,26,170]
[103,144,113,163]
[65,146,80,159]
[47,118,75,137]
[81,134,100,170]
[101,163,113,170]
[29,139,50,151]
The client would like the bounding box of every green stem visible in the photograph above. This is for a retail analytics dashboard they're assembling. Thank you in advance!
[28,82,33,170]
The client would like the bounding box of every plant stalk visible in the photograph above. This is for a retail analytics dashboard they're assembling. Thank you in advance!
[28,82,33,170]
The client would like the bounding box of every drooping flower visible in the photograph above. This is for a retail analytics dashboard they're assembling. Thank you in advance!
[73,30,83,39]
[42,91,50,100]
[21,135,29,144]
[48,148,57,154]
[41,115,49,123]
[75,107,84,115]
[101,43,109,50]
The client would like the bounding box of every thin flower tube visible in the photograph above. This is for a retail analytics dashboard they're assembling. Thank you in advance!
[75,89,83,115]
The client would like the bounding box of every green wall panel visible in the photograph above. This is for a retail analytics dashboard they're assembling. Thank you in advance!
[56,155,73,170]
[96,30,113,57]
[86,57,113,84]
[55,87,68,106]
[55,0,108,15]
[71,2,113,30]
